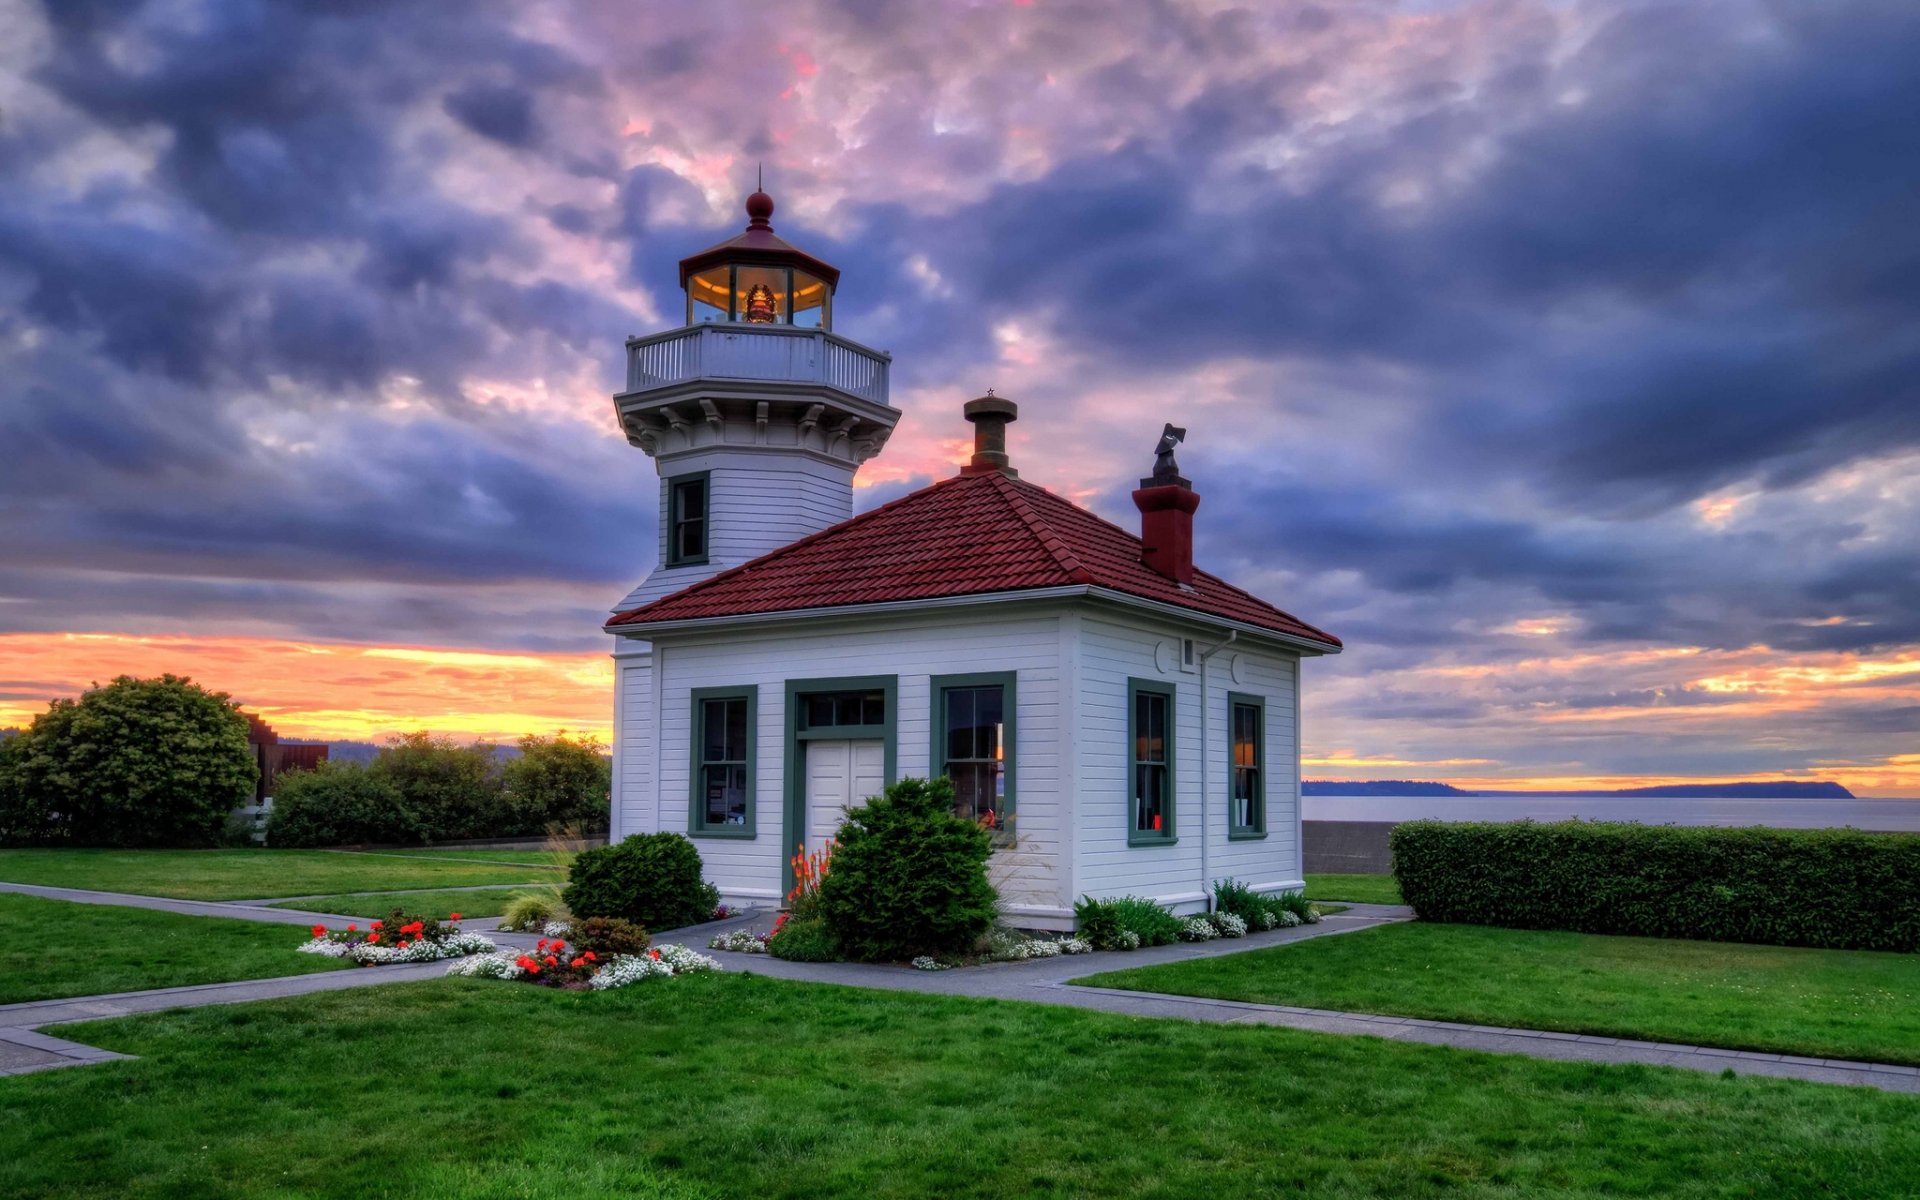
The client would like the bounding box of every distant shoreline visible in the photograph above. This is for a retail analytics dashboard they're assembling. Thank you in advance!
[1304,779,1856,800]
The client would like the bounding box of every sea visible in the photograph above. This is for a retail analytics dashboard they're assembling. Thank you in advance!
[1302,795,1920,833]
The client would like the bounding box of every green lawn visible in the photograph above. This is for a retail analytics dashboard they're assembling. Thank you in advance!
[0,894,346,1005]
[269,885,554,920]
[0,849,563,901]
[1304,872,1403,904]
[353,848,580,868]
[1074,922,1920,1065]
[1,976,1914,1198]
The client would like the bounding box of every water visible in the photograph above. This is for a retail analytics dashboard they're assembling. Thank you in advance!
[1302,794,1920,832]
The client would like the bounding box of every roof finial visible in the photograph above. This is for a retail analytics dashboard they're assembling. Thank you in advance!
[757,161,763,191]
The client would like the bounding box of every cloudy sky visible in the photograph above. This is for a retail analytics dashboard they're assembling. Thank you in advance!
[2,0,1916,793]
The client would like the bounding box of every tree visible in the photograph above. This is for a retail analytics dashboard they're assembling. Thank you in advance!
[365,731,502,842]
[3,675,255,847]
[501,732,611,836]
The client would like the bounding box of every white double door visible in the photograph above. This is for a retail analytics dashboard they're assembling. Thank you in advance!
[803,738,885,848]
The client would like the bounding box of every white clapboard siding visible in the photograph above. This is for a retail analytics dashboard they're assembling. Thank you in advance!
[1072,611,1303,913]
[610,646,656,843]
[630,605,1070,914]
[614,454,858,611]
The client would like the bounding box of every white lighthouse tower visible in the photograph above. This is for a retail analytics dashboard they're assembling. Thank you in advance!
[604,187,900,841]
[610,185,900,611]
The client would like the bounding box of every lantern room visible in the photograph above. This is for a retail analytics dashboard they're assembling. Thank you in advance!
[679,188,840,329]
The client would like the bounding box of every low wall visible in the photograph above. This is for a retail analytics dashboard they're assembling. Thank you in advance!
[1303,820,1397,874]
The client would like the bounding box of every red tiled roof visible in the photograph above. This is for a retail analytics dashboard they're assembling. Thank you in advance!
[607,471,1341,649]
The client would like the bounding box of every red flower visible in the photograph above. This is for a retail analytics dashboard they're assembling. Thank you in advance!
[448,912,462,921]
[583,951,597,962]
[550,939,566,952]
[648,949,661,960]
[570,957,585,969]
[310,925,326,937]
[347,924,358,933]
[368,933,381,944]
[537,939,548,950]
[397,940,410,950]
[544,955,558,966]
[371,920,383,931]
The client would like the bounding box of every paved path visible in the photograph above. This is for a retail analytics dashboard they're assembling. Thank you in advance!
[6,883,1917,1094]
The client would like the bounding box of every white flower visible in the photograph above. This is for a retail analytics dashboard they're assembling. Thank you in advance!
[542,920,573,939]
[1117,930,1142,951]
[910,956,950,971]
[708,929,769,954]
[1208,912,1248,938]
[653,943,720,974]
[1178,916,1220,942]
[445,952,525,979]
[1059,938,1093,955]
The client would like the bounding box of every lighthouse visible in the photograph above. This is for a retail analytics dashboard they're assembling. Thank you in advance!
[610,185,901,613]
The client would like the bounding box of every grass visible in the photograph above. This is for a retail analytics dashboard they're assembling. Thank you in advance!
[268,886,554,920]
[1304,872,1403,904]
[352,848,580,867]
[0,894,346,1005]
[1074,921,1920,1065]
[0,849,563,901]
[0,975,1915,1198]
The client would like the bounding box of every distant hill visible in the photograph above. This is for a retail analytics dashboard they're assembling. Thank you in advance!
[280,739,525,764]
[1302,780,1469,796]
[1305,779,1856,799]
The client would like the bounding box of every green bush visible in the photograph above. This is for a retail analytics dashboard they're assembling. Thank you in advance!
[500,733,611,837]
[267,761,417,847]
[567,916,651,958]
[366,732,503,842]
[1,675,254,847]
[817,777,997,962]
[1214,879,1317,930]
[563,832,720,932]
[1391,820,1920,952]
[1107,895,1183,946]
[767,915,840,962]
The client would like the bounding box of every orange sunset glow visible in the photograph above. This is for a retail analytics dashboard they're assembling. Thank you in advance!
[0,634,612,745]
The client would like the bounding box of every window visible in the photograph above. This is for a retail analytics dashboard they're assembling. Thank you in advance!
[1129,678,1176,844]
[1229,693,1265,837]
[931,672,1016,834]
[667,473,708,566]
[689,687,755,836]
[799,689,887,732]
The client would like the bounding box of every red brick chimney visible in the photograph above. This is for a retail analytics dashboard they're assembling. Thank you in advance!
[1134,423,1198,584]
[961,390,1018,477]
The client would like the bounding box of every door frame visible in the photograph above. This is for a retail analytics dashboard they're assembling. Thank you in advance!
[782,674,898,896]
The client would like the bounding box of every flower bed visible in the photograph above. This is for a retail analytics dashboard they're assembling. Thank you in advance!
[298,911,494,966]
[446,940,718,990]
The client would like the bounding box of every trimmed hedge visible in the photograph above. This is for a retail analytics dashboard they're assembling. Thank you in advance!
[1391,820,1920,952]
[563,832,719,932]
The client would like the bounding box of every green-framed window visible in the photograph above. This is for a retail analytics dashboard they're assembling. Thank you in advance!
[1228,692,1265,839]
[689,686,755,837]
[1128,678,1176,845]
[666,471,710,566]
[930,671,1016,837]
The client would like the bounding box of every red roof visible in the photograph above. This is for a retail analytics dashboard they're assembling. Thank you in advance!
[608,471,1341,649]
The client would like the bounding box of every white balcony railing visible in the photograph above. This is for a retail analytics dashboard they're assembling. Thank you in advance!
[624,324,891,407]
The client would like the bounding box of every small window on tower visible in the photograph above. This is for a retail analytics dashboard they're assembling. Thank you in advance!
[668,474,708,566]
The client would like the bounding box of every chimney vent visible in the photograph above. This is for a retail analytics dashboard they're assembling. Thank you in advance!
[1134,422,1199,584]
[962,390,1019,477]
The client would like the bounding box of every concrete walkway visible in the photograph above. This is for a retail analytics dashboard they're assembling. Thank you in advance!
[5,882,1917,1094]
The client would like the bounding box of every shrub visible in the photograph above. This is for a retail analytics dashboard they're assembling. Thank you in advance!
[267,761,416,847]
[366,732,503,842]
[1213,879,1318,930]
[563,832,720,932]
[816,777,998,962]
[568,916,652,958]
[500,732,611,837]
[1073,894,1183,949]
[767,914,841,962]
[1390,820,1920,952]
[1,675,255,847]
[500,890,563,933]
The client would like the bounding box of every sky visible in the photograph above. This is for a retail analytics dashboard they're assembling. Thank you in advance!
[1,0,1916,794]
